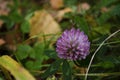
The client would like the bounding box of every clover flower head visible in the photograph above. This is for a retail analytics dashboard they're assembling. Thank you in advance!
[56,28,90,60]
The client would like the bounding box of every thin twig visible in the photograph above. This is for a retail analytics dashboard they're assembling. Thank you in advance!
[85,29,120,80]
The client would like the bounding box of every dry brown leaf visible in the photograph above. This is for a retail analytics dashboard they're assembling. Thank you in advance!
[101,7,110,13]
[55,8,72,21]
[0,0,10,15]
[77,3,90,13]
[29,10,61,41]
[0,0,11,27]
[0,39,5,45]
[0,21,3,27]
[50,0,63,9]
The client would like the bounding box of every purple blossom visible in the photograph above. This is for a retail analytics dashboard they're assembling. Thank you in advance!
[56,28,90,60]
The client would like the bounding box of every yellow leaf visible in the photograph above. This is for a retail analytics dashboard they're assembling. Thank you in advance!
[0,55,36,80]
[29,10,61,41]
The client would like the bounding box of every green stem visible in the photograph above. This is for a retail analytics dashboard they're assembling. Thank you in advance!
[85,29,120,80]
[31,70,120,77]
[41,64,50,67]
[92,40,120,46]
[75,72,120,76]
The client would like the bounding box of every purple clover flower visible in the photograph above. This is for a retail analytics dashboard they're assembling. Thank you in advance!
[56,28,90,60]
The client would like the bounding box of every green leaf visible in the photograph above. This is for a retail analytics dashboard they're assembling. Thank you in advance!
[96,45,108,60]
[93,24,111,35]
[97,12,112,25]
[41,59,63,79]
[21,20,30,33]
[62,60,72,80]
[97,61,115,69]
[13,0,19,9]
[25,61,34,70]
[110,4,120,16]
[25,61,42,70]
[16,44,35,60]
[64,0,78,7]
[60,21,71,30]
[95,0,118,9]
[0,15,14,29]
[33,42,48,60]
[25,42,48,72]
[74,16,89,35]
[0,78,3,80]
[0,55,35,80]
[44,49,58,59]
[9,11,23,23]
[103,55,120,65]
[96,55,120,69]
[25,12,34,20]
[25,43,45,70]
[97,4,120,25]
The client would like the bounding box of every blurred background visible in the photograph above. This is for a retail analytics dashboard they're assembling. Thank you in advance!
[0,0,120,80]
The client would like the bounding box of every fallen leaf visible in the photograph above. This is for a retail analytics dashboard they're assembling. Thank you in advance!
[29,10,61,41]
[0,0,10,15]
[77,3,90,14]
[101,7,110,13]
[50,0,63,9]
[55,7,72,21]
[0,39,5,45]
[0,21,4,28]
[0,0,10,27]
[0,55,36,80]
